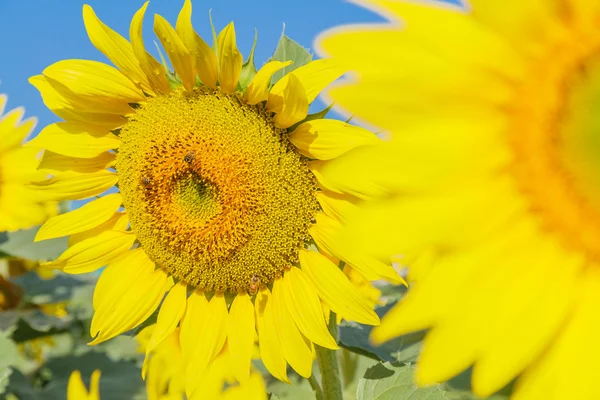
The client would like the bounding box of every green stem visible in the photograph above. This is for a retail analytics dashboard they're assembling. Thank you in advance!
[315,311,343,400]
[308,374,324,400]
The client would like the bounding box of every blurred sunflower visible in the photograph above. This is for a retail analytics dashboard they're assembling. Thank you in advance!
[29,0,402,395]
[137,324,267,400]
[68,370,100,400]
[0,95,56,231]
[319,0,600,399]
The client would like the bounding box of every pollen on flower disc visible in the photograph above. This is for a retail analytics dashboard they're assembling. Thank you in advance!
[117,87,318,293]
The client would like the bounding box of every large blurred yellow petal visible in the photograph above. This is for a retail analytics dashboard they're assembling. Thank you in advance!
[175,0,218,89]
[244,61,291,105]
[254,288,289,383]
[38,151,116,174]
[299,249,379,325]
[90,250,167,344]
[217,22,243,94]
[227,292,255,383]
[154,14,195,91]
[130,2,171,95]
[268,59,344,109]
[289,119,380,160]
[271,278,313,378]
[282,267,338,349]
[142,282,187,378]
[185,294,228,397]
[42,229,135,274]
[220,372,268,400]
[27,121,120,158]
[29,170,118,201]
[268,73,308,129]
[43,60,144,114]
[0,185,56,232]
[67,370,89,400]
[82,5,152,93]
[36,193,122,241]
[89,370,101,400]
[309,212,404,285]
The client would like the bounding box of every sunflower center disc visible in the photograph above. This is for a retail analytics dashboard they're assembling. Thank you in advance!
[117,88,318,292]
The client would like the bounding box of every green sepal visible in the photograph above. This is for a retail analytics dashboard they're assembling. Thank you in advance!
[238,29,259,91]
[154,40,181,89]
[269,24,313,85]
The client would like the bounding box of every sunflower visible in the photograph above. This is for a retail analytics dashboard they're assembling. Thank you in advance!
[137,324,267,400]
[68,370,100,400]
[29,0,402,394]
[0,95,56,231]
[318,0,600,399]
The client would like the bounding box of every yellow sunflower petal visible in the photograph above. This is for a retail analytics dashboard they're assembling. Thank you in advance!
[227,292,255,383]
[269,73,308,129]
[90,252,167,344]
[82,5,152,93]
[244,61,292,105]
[216,22,243,94]
[43,60,144,114]
[299,249,379,325]
[42,229,135,274]
[69,212,128,246]
[35,193,122,241]
[0,106,36,152]
[254,288,289,383]
[179,290,208,365]
[92,248,145,310]
[29,170,118,201]
[130,2,171,95]
[282,267,338,349]
[153,13,195,91]
[89,370,101,400]
[309,213,405,285]
[142,282,187,378]
[289,119,380,160]
[67,370,88,400]
[185,293,228,397]
[26,121,119,159]
[268,58,344,109]
[175,0,218,89]
[315,190,359,224]
[271,278,313,378]
[38,151,116,174]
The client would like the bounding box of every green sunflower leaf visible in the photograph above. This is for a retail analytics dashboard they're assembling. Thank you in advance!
[269,26,313,85]
[0,332,21,395]
[357,362,449,400]
[0,226,68,262]
[238,29,259,90]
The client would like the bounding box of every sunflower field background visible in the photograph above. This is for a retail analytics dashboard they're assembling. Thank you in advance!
[2,0,597,399]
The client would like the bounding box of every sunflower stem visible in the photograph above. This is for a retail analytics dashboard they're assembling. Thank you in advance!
[308,374,324,400]
[315,311,343,400]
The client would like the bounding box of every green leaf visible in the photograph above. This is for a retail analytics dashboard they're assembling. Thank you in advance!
[0,226,68,262]
[357,362,449,400]
[238,29,258,90]
[269,26,312,85]
[0,232,8,247]
[6,313,71,343]
[11,272,94,305]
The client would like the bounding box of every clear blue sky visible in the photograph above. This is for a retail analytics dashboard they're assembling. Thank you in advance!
[0,0,384,134]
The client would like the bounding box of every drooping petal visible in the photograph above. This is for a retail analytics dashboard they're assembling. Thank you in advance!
[175,0,218,89]
[289,119,380,160]
[268,73,308,129]
[82,5,152,93]
[35,193,122,241]
[184,294,229,397]
[281,267,338,349]
[142,282,187,378]
[217,22,243,94]
[43,60,145,114]
[254,288,289,383]
[154,14,195,91]
[42,229,135,274]
[244,61,291,105]
[26,122,120,159]
[227,292,255,383]
[90,250,167,344]
[271,278,313,378]
[299,249,379,325]
[29,170,118,201]
[129,2,171,95]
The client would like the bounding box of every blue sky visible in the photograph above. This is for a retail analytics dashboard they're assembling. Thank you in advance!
[0,0,384,134]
